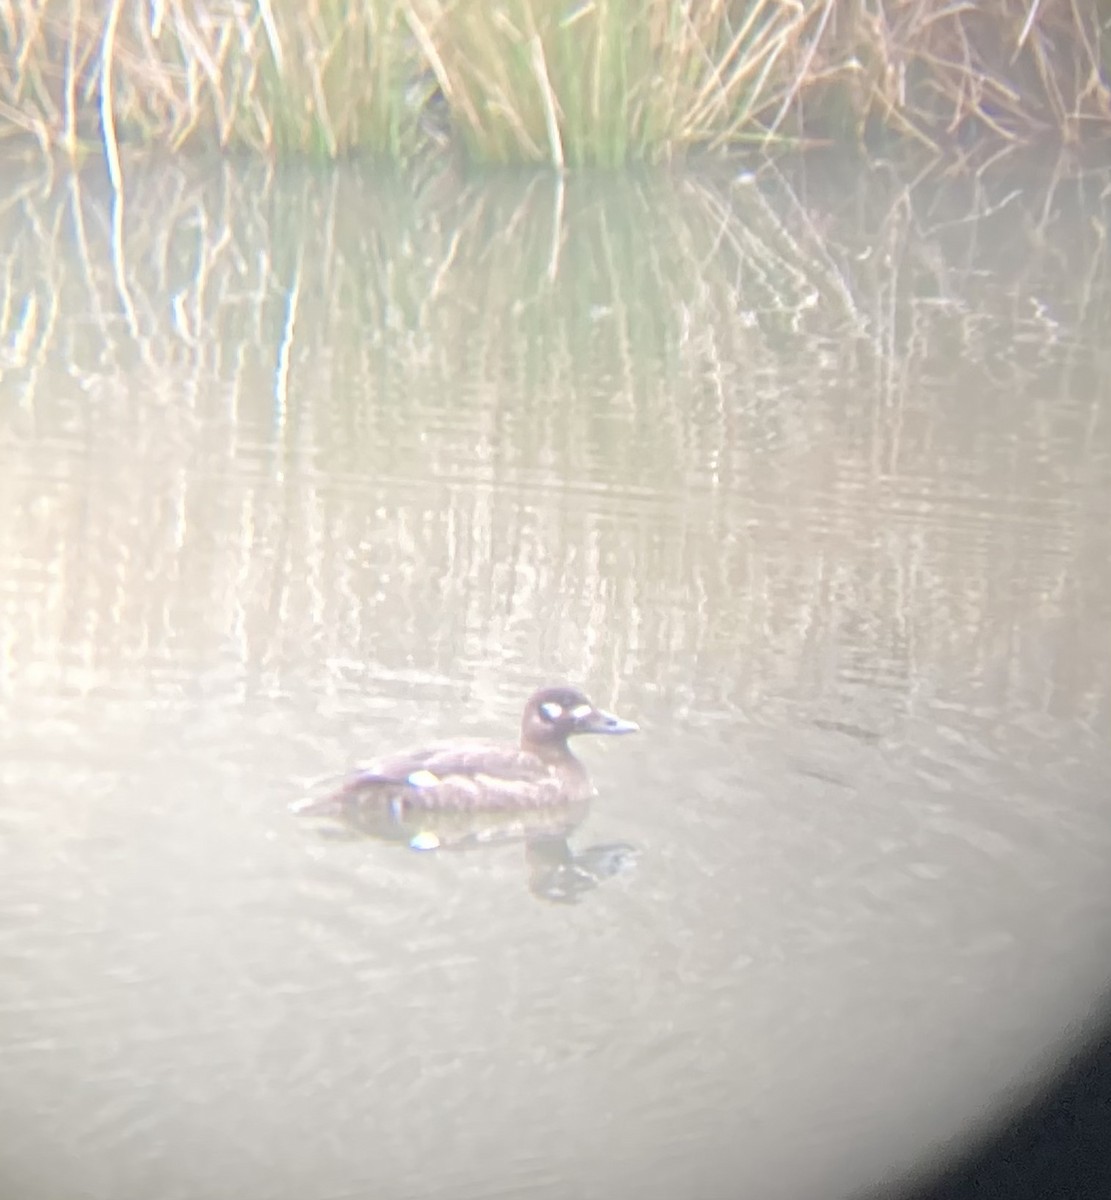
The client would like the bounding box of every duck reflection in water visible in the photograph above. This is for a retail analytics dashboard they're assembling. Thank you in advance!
[292,685,639,903]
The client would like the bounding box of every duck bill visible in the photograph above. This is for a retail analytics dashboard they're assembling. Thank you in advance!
[582,707,639,735]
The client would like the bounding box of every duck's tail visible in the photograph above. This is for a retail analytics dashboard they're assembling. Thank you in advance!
[288,776,352,818]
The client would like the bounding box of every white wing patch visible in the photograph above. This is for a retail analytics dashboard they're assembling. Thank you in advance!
[407,769,440,788]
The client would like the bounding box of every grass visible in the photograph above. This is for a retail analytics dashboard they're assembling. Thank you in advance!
[0,0,1108,166]
[0,0,421,159]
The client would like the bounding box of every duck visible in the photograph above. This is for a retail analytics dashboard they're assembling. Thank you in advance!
[293,685,638,837]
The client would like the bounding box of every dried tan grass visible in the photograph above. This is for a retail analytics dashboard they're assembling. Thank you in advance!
[0,0,1107,166]
[0,0,419,162]
[810,0,1111,151]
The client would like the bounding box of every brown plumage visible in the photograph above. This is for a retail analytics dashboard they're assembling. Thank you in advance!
[294,686,638,832]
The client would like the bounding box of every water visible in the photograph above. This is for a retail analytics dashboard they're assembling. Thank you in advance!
[0,152,1109,1200]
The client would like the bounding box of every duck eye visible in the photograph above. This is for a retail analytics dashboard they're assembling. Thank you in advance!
[539,701,563,722]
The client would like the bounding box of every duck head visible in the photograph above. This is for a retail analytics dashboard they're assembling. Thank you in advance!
[521,685,639,749]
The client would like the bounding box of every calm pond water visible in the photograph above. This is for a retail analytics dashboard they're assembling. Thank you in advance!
[0,152,1109,1200]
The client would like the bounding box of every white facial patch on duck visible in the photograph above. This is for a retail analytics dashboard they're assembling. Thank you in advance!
[540,701,564,721]
[406,769,440,788]
[571,703,593,719]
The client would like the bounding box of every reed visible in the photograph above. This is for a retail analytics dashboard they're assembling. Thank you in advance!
[0,0,1107,165]
[408,0,826,165]
[812,0,1111,152]
[0,0,421,159]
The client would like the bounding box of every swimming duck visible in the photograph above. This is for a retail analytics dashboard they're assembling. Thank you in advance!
[294,685,638,833]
